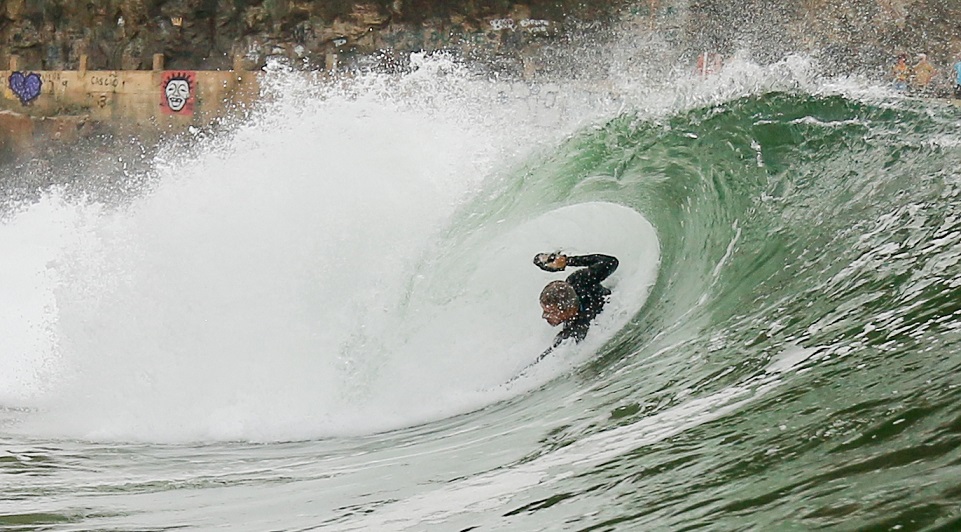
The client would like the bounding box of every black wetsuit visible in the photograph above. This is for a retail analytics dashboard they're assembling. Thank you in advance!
[510,253,619,376]
[551,254,619,347]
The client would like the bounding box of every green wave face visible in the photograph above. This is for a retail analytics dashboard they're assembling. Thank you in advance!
[449,91,961,528]
[6,82,961,531]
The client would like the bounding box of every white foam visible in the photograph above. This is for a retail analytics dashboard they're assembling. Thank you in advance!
[1,64,661,442]
[1,50,860,443]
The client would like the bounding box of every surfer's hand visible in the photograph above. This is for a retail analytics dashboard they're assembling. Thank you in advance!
[534,252,567,272]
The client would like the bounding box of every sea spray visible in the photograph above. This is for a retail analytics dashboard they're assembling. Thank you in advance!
[1,59,659,442]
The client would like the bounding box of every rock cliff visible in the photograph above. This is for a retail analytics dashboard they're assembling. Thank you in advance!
[0,0,626,73]
[3,1,959,77]
[686,0,961,76]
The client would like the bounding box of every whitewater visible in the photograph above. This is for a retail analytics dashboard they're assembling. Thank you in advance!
[4,41,961,531]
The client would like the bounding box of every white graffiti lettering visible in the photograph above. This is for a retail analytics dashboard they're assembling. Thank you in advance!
[520,19,550,29]
[490,18,551,32]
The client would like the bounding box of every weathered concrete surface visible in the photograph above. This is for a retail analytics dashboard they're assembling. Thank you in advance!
[1,68,259,122]
[0,65,261,165]
[0,109,93,167]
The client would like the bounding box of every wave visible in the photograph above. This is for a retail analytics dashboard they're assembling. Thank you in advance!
[0,58,958,451]
[4,51,961,528]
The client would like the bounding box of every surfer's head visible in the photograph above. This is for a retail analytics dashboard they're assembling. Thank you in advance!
[540,280,579,326]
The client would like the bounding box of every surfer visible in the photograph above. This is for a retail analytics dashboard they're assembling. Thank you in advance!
[533,252,619,361]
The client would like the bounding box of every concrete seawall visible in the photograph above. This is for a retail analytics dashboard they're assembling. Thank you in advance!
[1,55,263,163]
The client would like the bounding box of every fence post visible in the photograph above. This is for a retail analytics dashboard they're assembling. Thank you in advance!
[325,50,337,72]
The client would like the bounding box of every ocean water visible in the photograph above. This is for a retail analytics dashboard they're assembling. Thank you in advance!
[3,49,961,531]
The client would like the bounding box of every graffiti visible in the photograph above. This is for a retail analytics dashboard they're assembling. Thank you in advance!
[490,18,552,33]
[90,74,120,88]
[8,71,42,105]
[519,19,550,33]
[41,71,69,91]
[245,41,261,61]
[160,71,196,115]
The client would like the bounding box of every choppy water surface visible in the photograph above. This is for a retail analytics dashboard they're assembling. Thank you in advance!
[3,50,961,531]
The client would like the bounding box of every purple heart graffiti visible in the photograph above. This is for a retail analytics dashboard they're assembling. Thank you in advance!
[9,71,43,105]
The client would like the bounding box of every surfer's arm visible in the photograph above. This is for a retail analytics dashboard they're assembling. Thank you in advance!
[565,254,618,285]
[534,316,589,366]
[533,328,572,362]
[535,330,572,363]
[535,344,555,364]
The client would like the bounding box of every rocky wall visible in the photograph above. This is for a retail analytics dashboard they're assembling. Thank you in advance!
[684,0,961,76]
[0,0,627,74]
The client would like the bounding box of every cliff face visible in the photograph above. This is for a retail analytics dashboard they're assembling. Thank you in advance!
[686,0,961,75]
[3,1,959,77]
[0,0,625,73]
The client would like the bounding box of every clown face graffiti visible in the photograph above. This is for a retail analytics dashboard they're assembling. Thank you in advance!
[164,78,190,112]
[160,72,196,115]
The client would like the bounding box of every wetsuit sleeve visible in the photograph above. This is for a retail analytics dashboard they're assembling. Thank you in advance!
[564,254,618,289]
[537,327,575,362]
[552,329,569,348]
